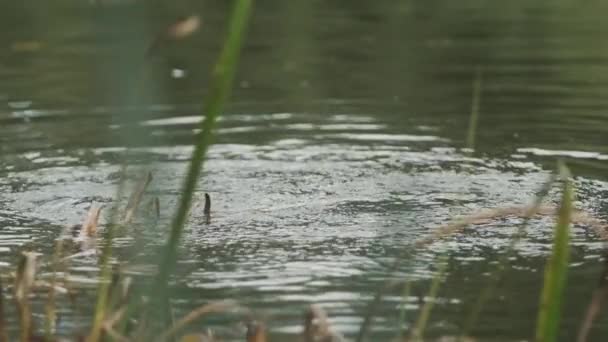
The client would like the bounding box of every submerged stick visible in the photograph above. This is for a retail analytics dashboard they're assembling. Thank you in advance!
[123,171,153,223]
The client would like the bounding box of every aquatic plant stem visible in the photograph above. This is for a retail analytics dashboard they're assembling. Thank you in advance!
[0,277,7,342]
[149,0,253,328]
[409,256,448,341]
[466,67,482,150]
[459,172,557,338]
[535,161,573,342]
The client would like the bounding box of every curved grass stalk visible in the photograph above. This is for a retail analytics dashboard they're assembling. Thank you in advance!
[148,0,253,331]
[408,255,448,341]
[535,162,573,342]
[459,172,557,339]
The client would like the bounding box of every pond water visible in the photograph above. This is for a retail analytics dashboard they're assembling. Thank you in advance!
[2,0,608,340]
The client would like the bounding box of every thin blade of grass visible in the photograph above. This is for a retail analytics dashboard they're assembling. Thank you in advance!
[576,251,608,342]
[45,226,72,339]
[535,162,573,342]
[89,165,130,342]
[0,277,7,342]
[148,0,253,331]
[465,67,482,150]
[408,256,448,342]
[460,173,557,338]
[122,171,153,224]
[155,301,242,342]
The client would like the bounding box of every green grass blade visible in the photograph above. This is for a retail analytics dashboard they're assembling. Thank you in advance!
[149,0,253,328]
[460,173,558,338]
[409,255,448,341]
[535,162,573,342]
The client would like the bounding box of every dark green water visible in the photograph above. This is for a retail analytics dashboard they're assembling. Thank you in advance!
[2,0,608,340]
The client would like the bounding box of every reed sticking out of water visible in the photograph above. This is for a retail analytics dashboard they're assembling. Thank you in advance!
[466,67,482,150]
[122,171,153,224]
[408,256,448,342]
[0,277,7,342]
[204,193,211,224]
[246,321,267,342]
[150,0,253,330]
[303,304,344,342]
[15,252,37,342]
[535,162,573,342]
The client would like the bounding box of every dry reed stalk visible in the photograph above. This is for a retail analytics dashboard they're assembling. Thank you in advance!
[304,304,345,342]
[156,301,243,342]
[246,321,267,342]
[80,205,103,238]
[122,171,153,224]
[15,252,37,342]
